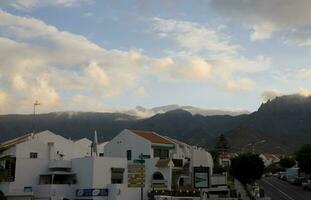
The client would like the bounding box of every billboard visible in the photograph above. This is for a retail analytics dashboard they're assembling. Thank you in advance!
[128,164,145,187]
[193,167,209,188]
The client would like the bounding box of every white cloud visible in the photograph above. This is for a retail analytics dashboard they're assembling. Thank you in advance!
[251,23,277,41]
[225,78,254,92]
[0,90,7,105]
[210,0,311,45]
[150,18,271,91]
[85,61,110,87]
[151,18,238,55]
[0,0,91,10]
[261,90,283,102]
[0,10,145,113]
[135,87,146,97]
[0,11,271,113]
[298,88,311,97]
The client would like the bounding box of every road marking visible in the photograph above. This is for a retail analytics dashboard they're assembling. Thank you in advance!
[262,179,296,200]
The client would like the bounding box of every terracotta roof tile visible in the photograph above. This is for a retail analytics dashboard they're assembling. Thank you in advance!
[129,130,174,145]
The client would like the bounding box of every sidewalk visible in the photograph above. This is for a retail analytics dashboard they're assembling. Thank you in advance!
[234,178,251,200]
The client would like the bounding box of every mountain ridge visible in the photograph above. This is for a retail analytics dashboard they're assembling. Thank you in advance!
[0,94,311,154]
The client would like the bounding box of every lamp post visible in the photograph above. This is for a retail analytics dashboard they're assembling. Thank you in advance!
[33,100,40,134]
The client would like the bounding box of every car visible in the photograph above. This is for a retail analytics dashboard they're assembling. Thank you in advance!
[279,172,287,181]
[302,180,311,190]
[288,177,306,185]
[273,172,281,178]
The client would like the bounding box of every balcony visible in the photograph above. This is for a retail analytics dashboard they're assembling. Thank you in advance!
[49,160,71,169]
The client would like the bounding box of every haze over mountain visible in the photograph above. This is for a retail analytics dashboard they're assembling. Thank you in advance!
[0,94,311,154]
[124,105,250,118]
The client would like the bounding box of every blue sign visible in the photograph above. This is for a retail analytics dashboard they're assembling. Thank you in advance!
[76,189,108,197]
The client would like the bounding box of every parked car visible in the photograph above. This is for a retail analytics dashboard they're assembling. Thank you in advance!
[273,172,281,178]
[302,180,311,190]
[288,177,306,185]
[279,172,287,181]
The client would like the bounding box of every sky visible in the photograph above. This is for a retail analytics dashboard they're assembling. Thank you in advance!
[0,0,311,114]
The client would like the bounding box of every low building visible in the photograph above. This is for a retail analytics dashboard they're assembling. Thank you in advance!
[0,129,216,200]
[104,129,214,194]
[259,154,280,167]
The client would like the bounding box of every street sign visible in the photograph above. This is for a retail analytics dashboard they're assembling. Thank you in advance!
[128,164,145,188]
[193,167,210,188]
[134,159,145,164]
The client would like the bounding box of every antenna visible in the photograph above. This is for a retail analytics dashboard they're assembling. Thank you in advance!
[33,100,41,135]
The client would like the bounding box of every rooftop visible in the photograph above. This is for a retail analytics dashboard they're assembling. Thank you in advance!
[129,130,174,145]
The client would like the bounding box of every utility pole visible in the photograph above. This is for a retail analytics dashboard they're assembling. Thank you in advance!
[33,100,40,134]
[138,153,146,200]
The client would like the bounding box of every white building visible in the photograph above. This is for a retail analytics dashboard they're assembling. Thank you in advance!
[104,129,213,191]
[0,129,215,200]
[259,153,280,167]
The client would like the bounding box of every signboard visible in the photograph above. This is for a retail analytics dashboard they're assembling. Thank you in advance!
[128,164,145,187]
[76,189,108,197]
[193,167,209,188]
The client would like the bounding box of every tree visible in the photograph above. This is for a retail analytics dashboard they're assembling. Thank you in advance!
[230,153,264,184]
[215,134,230,153]
[295,144,311,174]
[279,156,296,169]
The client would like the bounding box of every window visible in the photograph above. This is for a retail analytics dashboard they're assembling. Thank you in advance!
[126,150,131,160]
[153,148,169,159]
[99,153,104,157]
[111,168,124,184]
[24,187,32,193]
[152,172,164,180]
[30,152,38,159]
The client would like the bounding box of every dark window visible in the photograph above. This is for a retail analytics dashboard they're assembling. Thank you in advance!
[111,168,124,184]
[152,172,164,180]
[126,150,132,161]
[30,152,38,159]
[153,148,169,159]
[172,159,183,167]
[99,153,104,157]
[24,187,32,193]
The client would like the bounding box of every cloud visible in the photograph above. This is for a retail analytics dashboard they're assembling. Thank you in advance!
[261,90,283,102]
[135,87,146,97]
[210,0,311,45]
[0,0,91,10]
[150,18,270,91]
[0,10,145,113]
[298,88,311,97]
[85,61,110,87]
[151,17,238,55]
[0,11,271,113]
[225,78,254,92]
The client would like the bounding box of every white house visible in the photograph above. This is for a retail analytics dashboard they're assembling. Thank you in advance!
[0,129,216,200]
[104,129,213,191]
[259,153,280,167]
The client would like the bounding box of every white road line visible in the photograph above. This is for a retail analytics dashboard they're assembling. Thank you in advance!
[262,179,296,200]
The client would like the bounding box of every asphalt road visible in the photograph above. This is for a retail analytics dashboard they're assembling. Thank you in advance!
[258,177,311,200]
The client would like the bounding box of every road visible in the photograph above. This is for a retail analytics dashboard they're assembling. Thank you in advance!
[258,177,311,200]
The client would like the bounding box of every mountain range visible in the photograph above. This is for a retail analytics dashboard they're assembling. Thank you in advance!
[124,105,249,118]
[1,94,311,154]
